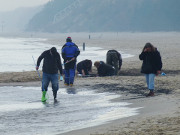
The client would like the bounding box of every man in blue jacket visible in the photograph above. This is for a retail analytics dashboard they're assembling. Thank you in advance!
[62,37,80,86]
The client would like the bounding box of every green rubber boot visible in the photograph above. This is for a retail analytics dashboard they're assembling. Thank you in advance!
[41,91,47,102]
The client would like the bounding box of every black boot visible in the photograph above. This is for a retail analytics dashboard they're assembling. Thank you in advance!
[146,90,154,97]
[53,90,57,100]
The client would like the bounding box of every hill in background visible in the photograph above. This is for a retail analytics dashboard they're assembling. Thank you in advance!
[26,0,180,32]
[0,6,42,32]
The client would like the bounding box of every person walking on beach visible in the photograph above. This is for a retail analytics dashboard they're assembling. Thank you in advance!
[62,37,80,86]
[106,50,122,75]
[77,59,92,76]
[139,43,162,97]
[36,47,63,102]
[94,61,115,77]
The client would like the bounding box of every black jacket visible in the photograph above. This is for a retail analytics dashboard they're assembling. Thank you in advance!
[98,61,115,77]
[139,50,162,74]
[37,50,63,74]
[107,50,122,68]
[77,60,92,75]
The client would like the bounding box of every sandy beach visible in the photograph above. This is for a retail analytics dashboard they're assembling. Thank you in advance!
[0,32,180,135]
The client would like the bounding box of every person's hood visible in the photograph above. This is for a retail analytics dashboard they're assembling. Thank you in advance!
[50,47,57,55]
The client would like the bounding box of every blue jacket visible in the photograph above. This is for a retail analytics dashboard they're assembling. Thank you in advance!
[62,42,80,60]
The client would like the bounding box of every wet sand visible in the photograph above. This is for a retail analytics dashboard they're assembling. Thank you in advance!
[0,32,180,135]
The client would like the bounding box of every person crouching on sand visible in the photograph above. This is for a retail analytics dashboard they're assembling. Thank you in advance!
[77,59,92,76]
[36,47,63,102]
[106,50,122,75]
[139,43,162,97]
[94,61,115,77]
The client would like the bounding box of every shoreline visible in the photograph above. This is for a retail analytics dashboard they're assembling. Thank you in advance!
[0,76,179,135]
[0,72,179,135]
[0,32,180,134]
[60,94,179,135]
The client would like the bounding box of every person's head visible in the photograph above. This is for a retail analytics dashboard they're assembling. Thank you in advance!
[66,37,72,42]
[143,42,156,52]
[50,47,57,55]
[94,61,100,68]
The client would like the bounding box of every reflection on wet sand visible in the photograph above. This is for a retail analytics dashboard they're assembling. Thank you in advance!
[66,87,77,94]
[0,86,140,135]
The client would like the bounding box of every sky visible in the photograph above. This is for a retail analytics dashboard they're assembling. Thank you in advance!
[0,0,49,12]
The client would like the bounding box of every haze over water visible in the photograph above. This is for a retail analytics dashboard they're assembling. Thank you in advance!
[0,36,133,72]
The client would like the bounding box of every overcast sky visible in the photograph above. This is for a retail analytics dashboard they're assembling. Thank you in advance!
[0,0,49,12]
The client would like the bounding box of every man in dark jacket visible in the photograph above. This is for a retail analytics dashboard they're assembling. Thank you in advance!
[77,59,92,76]
[36,47,63,102]
[62,37,80,86]
[139,43,162,97]
[94,61,115,77]
[106,50,122,75]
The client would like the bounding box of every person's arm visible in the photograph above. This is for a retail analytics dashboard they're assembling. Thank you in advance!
[139,51,147,60]
[36,51,46,70]
[57,53,63,75]
[74,44,80,58]
[61,52,65,59]
[88,65,92,72]
[82,70,85,76]
[61,45,67,61]
[119,59,122,70]
[81,62,89,75]
[117,52,122,70]
[84,68,89,75]
[70,44,80,61]
[156,51,162,75]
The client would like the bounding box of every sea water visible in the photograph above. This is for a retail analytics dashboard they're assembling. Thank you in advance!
[0,86,140,135]
[0,37,134,72]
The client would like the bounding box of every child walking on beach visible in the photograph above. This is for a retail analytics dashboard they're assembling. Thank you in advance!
[139,43,162,97]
